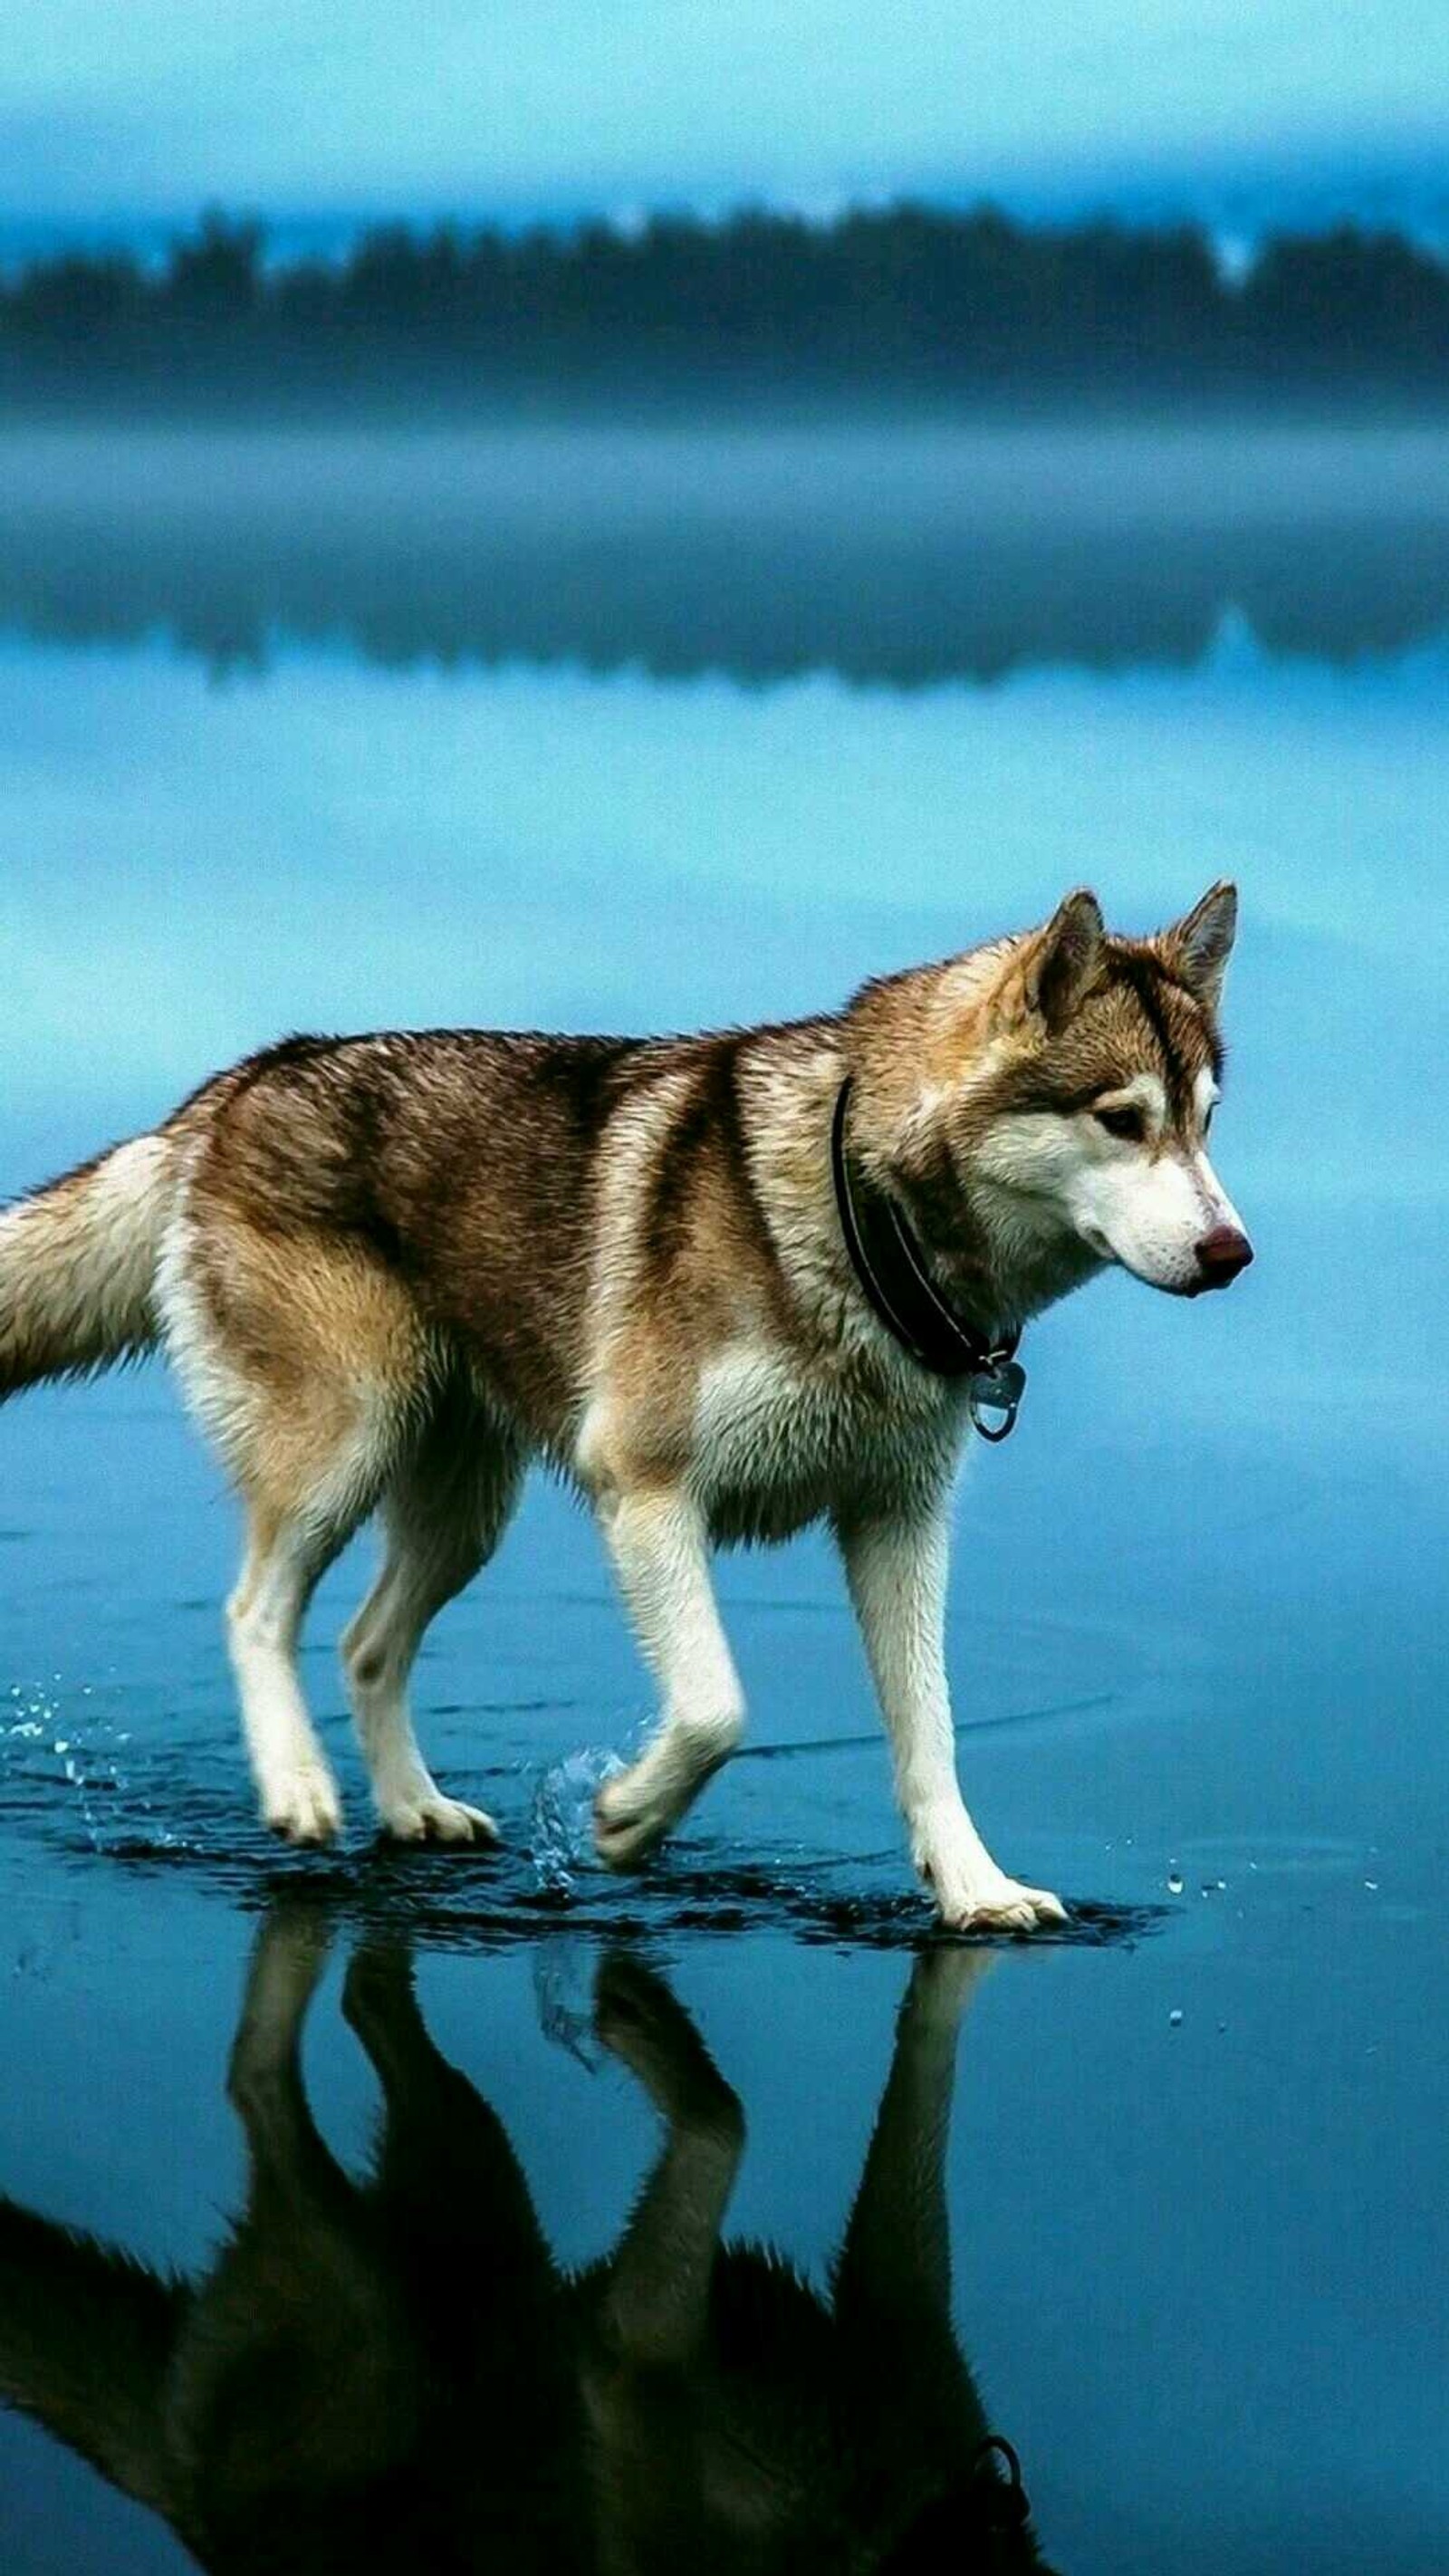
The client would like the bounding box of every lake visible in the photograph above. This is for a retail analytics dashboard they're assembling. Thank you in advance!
[0,420,1446,2574]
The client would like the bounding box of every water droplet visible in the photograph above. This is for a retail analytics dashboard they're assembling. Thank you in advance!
[1168,2008,1184,2027]
[1166,1864,1184,1896]
[1364,1879,1379,1892]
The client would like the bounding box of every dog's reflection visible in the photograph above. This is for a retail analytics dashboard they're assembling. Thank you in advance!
[0,1912,1055,2572]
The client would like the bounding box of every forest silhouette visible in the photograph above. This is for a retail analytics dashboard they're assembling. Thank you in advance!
[3,202,1448,409]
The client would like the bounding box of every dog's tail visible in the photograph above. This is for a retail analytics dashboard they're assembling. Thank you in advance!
[0,1130,177,1399]
[0,2196,186,2519]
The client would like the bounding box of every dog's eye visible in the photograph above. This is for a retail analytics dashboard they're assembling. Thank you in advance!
[1094,1104,1147,1144]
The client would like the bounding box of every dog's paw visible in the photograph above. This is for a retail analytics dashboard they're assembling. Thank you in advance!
[933,1872,1069,1937]
[263,1764,343,1847]
[379,1792,498,1848]
[592,1777,671,1872]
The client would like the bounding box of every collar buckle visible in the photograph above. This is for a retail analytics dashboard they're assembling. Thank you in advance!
[968,1354,1026,1443]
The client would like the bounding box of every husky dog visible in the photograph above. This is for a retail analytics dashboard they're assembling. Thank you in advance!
[0,884,1249,1930]
[0,1912,1054,2572]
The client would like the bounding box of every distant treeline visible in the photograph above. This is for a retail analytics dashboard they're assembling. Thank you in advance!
[4,204,1449,408]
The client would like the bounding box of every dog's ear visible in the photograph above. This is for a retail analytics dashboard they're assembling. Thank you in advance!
[1159,880,1237,1011]
[1019,889,1104,1033]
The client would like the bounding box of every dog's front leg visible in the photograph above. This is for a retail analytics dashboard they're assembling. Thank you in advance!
[836,1504,1066,1933]
[832,1947,997,2422]
[591,1952,744,2357]
[593,1483,745,1870]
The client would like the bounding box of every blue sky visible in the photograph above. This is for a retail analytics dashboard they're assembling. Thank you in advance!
[2,2,1445,233]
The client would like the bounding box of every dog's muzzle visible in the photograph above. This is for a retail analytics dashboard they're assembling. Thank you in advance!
[1193,1223,1253,1291]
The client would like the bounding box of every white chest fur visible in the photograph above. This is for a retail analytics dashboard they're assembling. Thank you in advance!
[691,1337,964,1543]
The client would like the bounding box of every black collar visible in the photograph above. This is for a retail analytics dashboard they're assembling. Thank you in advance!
[830,1079,1026,1440]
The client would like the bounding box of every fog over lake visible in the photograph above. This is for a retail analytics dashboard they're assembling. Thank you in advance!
[0,418,1445,2576]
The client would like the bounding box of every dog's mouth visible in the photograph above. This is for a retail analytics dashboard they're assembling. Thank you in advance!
[1080,1226,1253,1299]
[1132,1259,1254,1298]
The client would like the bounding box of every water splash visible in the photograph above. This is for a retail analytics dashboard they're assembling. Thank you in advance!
[528,1744,625,1893]
[3,1680,130,1850]
[1,1677,207,1856]
[0,1688,1165,1956]
[532,1936,607,2068]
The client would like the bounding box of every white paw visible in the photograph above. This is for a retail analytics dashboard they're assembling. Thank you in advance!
[379,1792,498,1848]
[593,1774,674,1871]
[263,1765,343,1847]
[931,1870,1069,1936]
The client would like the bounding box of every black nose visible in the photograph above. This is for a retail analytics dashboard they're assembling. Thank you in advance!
[1195,1224,1253,1289]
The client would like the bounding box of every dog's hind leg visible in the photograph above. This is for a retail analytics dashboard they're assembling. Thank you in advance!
[226,1898,345,2202]
[218,1361,399,1845]
[342,1937,549,2271]
[227,1494,367,1844]
[176,1901,417,2503]
[341,1410,524,1844]
[591,1485,745,1870]
[162,1214,424,1841]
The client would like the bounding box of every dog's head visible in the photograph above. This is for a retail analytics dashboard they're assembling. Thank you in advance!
[891,884,1251,1302]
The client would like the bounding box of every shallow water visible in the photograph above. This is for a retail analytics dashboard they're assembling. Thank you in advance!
[0,421,1446,2573]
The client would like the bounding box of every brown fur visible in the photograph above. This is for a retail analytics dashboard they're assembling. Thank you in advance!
[0,884,1242,1898]
[5,949,1215,1467]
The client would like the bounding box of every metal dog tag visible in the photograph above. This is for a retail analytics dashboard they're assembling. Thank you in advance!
[967,1357,1026,1444]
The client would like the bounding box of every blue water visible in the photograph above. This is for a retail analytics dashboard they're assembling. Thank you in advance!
[0,423,1446,2573]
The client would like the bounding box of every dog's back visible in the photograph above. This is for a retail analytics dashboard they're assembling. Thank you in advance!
[0,888,1246,1918]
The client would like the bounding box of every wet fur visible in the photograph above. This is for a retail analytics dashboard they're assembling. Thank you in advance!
[0,885,1244,1927]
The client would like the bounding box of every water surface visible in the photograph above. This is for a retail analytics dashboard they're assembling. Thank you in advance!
[0,421,1445,2574]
